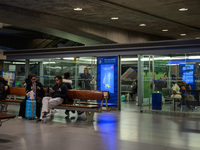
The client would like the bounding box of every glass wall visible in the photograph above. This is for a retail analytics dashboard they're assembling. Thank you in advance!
[3,59,26,87]
[120,56,138,108]
[3,57,97,90]
[4,52,200,113]
[140,53,200,113]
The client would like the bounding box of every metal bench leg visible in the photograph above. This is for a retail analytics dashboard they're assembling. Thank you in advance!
[85,112,95,122]
[0,103,8,112]
[0,104,3,112]
[4,104,8,112]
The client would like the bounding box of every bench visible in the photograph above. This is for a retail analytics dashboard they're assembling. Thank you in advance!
[0,114,16,126]
[0,87,111,121]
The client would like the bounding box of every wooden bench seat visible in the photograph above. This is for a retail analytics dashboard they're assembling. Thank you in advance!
[0,87,110,121]
[0,114,16,126]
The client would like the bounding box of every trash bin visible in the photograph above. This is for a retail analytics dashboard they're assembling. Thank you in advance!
[152,93,162,110]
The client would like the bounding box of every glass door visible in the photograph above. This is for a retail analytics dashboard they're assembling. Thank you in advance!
[139,55,154,110]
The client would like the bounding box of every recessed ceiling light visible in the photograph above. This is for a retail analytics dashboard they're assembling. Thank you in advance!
[180,33,186,36]
[74,8,82,11]
[111,17,119,20]
[139,24,146,27]
[179,8,188,11]
[162,29,168,32]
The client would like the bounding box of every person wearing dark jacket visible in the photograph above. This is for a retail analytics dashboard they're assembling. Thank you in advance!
[38,75,68,122]
[0,76,9,100]
[19,75,44,118]
[26,75,44,101]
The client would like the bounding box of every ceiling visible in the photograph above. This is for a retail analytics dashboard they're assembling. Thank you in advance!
[0,0,200,50]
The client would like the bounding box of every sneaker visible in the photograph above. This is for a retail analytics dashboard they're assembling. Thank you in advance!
[42,112,49,118]
[18,116,22,119]
[36,119,42,123]
[51,109,59,113]
[36,119,46,123]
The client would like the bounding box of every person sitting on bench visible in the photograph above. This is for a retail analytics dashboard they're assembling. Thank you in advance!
[18,74,44,118]
[51,72,73,113]
[38,75,68,122]
[171,81,182,99]
[0,76,9,100]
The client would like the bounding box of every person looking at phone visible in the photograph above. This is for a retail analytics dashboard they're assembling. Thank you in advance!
[38,75,68,122]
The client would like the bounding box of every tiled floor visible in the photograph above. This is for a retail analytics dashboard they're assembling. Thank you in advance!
[0,104,200,150]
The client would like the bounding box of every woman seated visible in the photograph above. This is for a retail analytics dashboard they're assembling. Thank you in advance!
[18,74,44,118]
[38,75,68,122]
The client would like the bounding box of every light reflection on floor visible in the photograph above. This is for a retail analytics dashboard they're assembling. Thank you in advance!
[1,104,200,150]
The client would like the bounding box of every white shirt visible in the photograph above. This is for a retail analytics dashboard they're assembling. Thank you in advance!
[172,83,180,94]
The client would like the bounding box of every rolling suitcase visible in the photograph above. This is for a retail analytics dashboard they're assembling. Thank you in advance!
[25,99,36,119]
[25,83,37,119]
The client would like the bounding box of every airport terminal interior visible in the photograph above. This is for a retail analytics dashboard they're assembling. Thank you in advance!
[0,1,200,150]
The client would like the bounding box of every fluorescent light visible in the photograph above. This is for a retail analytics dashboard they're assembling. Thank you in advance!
[13,62,25,64]
[141,57,185,61]
[121,58,138,61]
[43,62,56,64]
[179,8,188,11]
[74,8,82,11]
[187,56,200,59]
[162,29,168,32]
[180,33,186,36]
[63,57,74,60]
[139,24,146,27]
[111,17,119,20]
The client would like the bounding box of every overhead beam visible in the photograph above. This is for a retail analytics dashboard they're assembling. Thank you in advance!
[0,3,168,46]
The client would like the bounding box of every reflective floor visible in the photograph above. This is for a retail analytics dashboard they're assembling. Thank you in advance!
[0,104,200,150]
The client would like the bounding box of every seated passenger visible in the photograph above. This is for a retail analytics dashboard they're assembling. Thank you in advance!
[19,75,44,118]
[179,82,195,109]
[38,75,68,122]
[0,76,9,100]
[171,81,182,99]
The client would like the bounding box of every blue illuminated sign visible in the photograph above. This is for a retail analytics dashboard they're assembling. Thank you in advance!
[101,64,114,93]
[97,56,118,105]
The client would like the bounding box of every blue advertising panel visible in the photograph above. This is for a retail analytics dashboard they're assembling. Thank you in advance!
[97,56,118,104]
[101,64,114,93]
[179,64,196,90]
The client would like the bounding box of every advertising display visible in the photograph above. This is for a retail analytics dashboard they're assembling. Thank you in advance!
[179,64,196,90]
[2,71,16,87]
[97,56,118,104]
[101,64,114,93]
[182,64,194,83]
